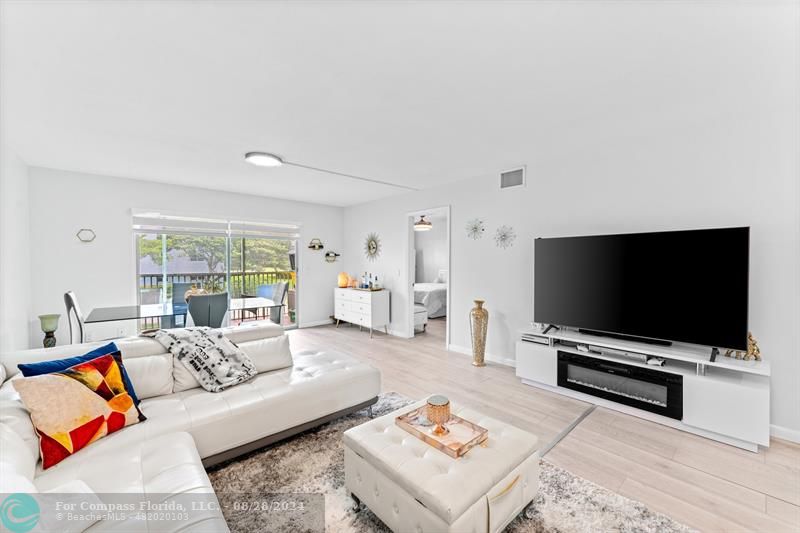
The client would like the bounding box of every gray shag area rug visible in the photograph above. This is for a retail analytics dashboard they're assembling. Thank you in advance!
[207,392,693,533]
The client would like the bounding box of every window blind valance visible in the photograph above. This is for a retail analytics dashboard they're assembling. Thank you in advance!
[131,211,301,240]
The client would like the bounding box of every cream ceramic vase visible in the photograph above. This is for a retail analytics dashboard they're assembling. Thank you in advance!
[469,299,488,367]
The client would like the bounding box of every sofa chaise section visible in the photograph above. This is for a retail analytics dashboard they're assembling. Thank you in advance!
[0,321,381,532]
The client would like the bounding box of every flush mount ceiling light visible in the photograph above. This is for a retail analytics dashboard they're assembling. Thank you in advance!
[244,152,284,167]
[243,150,419,191]
[414,215,433,232]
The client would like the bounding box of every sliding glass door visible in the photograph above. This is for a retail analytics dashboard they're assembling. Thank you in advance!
[136,233,229,302]
[134,213,300,329]
[229,237,297,325]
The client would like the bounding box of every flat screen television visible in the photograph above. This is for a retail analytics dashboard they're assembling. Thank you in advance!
[534,227,749,350]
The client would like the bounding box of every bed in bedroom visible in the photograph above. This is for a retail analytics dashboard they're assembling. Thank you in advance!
[414,270,447,318]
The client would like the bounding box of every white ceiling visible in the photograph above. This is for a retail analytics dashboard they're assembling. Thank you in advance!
[0,1,783,206]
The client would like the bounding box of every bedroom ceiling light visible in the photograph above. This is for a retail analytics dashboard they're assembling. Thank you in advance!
[414,215,433,232]
[244,152,284,167]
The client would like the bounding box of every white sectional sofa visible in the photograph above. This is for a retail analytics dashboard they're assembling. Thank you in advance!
[0,321,381,532]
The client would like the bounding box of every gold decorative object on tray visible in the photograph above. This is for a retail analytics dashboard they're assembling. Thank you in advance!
[426,395,451,436]
[396,400,489,459]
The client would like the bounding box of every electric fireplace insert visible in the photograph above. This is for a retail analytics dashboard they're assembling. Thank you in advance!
[557,351,683,420]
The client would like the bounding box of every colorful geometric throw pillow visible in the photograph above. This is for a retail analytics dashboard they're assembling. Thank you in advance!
[17,342,142,406]
[12,352,146,469]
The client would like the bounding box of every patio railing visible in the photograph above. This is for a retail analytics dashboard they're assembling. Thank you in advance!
[137,271,295,329]
[139,271,294,299]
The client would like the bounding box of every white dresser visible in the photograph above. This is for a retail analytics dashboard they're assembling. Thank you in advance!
[334,288,390,338]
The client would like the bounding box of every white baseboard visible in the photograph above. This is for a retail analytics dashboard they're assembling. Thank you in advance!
[388,328,411,338]
[770,424,800,444]
[447,344,516,368]
[299,319,334,328]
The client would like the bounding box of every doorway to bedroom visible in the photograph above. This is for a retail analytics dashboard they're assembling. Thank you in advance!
[407,206,450,346]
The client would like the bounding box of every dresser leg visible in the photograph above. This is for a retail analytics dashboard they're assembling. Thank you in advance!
[370,327,373,339]
[359,324,362,332]
[336,319,340,328]
[384,325,388,334]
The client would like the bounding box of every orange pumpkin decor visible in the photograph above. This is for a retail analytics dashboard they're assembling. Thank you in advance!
[337,272,350,288]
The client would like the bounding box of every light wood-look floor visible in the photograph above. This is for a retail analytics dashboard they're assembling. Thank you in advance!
[288,319,800,532]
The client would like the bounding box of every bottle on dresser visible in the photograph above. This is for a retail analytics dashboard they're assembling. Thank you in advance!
[368,274,373,290]
[373,276,380,289]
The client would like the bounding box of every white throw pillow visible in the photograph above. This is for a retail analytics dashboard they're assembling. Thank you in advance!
[239,335,293,373]
[222,321,284,344]
[172,359,201,392]
[123,353,174,399]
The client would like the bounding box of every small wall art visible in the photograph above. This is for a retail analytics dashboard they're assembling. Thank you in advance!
[494,225,516,249]
[364,233,381,261]
[76,228,96,243]
[465,218,485,240]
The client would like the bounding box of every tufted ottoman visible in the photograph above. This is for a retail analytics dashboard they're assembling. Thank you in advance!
[343,400,539,533]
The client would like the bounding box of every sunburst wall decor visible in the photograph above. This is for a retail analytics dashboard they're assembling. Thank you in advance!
[465,218,485,240]
[494,225,516,249]
[364,233,381,261]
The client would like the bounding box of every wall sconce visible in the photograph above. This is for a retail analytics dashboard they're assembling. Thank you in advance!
[325,251,340,263]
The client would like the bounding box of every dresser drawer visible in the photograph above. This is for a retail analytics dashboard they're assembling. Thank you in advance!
[348,301,371,315]
[335,288,352,301]
[335,309,354,323]
[336,310,371,327]
[338,301,368,314]
[351,291,371,303]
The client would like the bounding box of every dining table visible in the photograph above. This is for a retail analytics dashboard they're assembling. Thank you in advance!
[85,297,284,329]
[230,296,283,322]
[85,302,189,329]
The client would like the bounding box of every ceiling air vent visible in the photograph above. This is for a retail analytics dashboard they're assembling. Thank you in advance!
[500,166,526,189]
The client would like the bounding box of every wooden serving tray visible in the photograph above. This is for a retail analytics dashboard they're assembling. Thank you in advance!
[395,406,488,458]
[352,287,384,291]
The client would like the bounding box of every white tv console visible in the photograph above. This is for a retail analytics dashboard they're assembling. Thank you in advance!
[516,327,770,451]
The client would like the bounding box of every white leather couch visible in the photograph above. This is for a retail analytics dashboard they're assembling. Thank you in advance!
[0,321,381,532]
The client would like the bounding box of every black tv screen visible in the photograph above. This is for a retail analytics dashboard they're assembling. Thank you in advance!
[534,227,749,350]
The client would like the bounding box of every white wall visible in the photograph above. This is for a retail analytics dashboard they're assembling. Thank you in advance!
[0,145,31,351]
[342,7,800,433]
[27,167,344,346]
[414,215,448,283]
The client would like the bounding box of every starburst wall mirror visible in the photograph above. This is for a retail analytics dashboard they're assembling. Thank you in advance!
[364,233,381,261]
